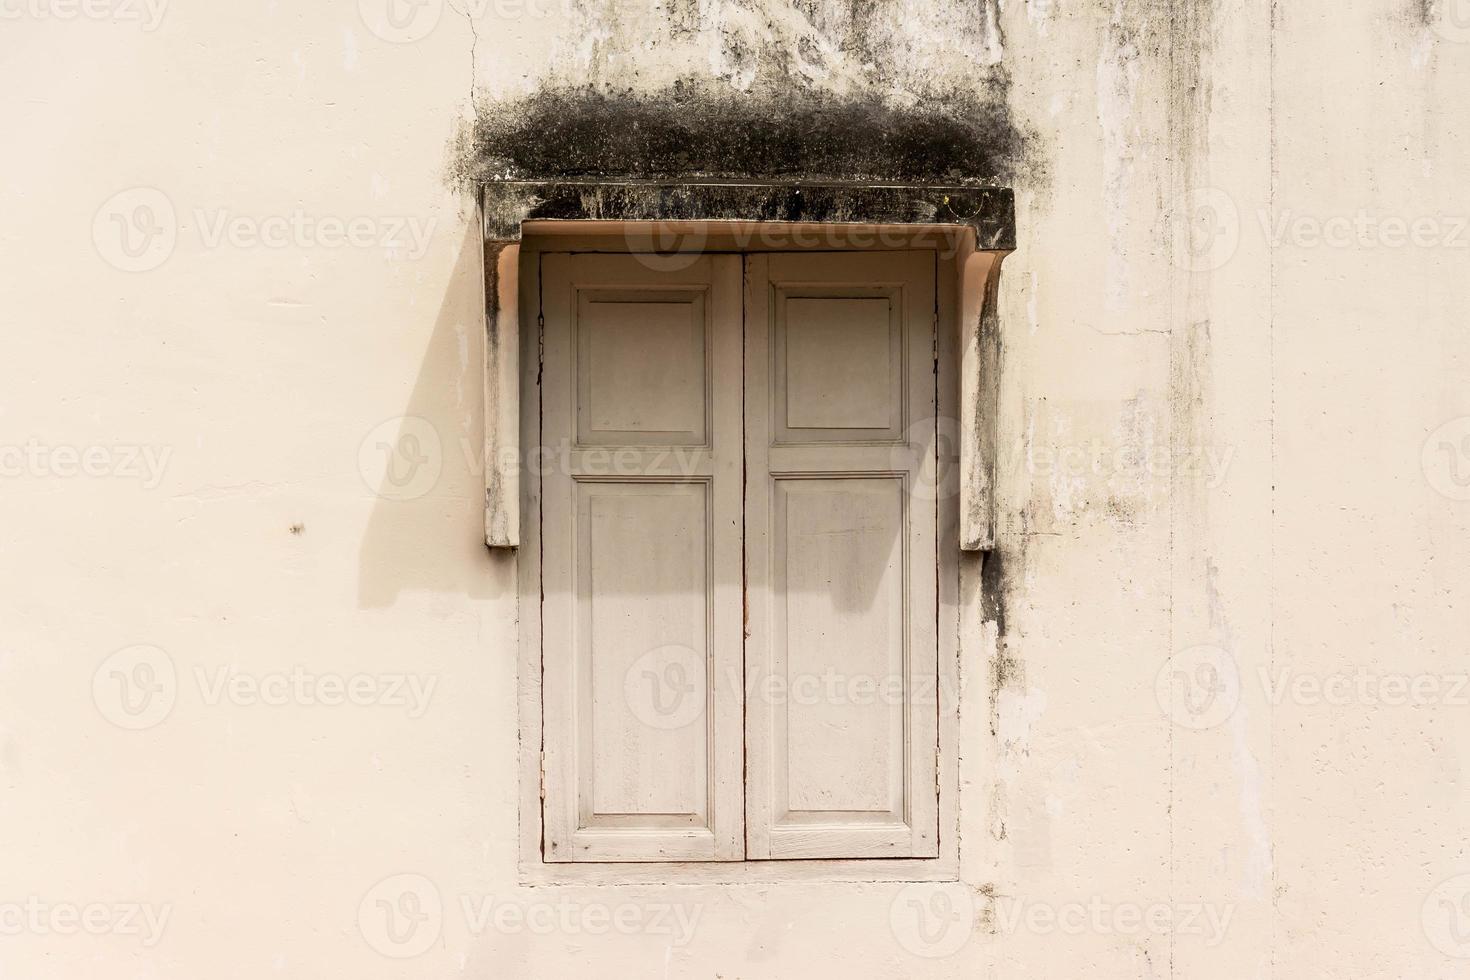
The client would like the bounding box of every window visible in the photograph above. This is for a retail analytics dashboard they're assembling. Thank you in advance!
[516,239,965,876]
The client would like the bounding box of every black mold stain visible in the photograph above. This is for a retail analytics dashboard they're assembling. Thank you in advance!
[665,0,702,37]
[980,547,1009,639]
[451,80,1032,188]
[981,545,1027,739]
[989,648,1026,739]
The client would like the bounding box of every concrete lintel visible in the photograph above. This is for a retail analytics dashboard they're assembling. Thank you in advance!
[482,180,1016,251]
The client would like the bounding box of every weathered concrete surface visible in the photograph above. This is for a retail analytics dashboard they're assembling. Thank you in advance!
[481,180,1017,247]
[2,0,1468,977]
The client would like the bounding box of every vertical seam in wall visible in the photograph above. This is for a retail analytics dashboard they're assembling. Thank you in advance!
[1268,2,1279,974]
[1166,4,1180,973]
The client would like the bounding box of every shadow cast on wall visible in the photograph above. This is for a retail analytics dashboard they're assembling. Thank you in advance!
[356,216,513,608]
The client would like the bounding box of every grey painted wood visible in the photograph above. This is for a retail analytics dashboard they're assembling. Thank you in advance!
[744,251,940,859]
[539,254,745,863]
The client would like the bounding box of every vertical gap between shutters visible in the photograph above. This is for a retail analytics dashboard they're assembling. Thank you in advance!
[536,251,548,861]
[739,252,750,859]
[931,248,943,848]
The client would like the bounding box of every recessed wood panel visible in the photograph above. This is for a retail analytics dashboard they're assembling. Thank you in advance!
[774,288,903,444]
[579,481,710,824]
[775,478,906,817]
[542,255,743,863]
[783,297,894,430]
[577,293,708,446]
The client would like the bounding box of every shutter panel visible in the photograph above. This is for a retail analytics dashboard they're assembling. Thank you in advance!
[743,252,940,859]
[540,253,745,862]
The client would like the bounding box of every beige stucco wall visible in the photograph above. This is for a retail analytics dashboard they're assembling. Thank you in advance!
[3,0,1469,976]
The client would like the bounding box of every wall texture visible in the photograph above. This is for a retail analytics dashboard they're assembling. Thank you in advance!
[2,0,1469,977]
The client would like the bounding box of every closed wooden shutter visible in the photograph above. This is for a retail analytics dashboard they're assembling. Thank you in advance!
[539,249,939,863]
